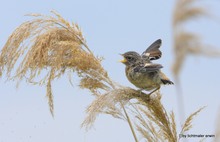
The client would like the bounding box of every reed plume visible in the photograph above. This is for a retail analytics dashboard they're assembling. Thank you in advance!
[172,0,220,124]
[0,11,108,116]
[0,11,205,142]
[172,0,220,80]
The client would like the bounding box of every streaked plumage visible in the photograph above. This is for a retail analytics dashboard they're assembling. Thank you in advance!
[120,39,173,95]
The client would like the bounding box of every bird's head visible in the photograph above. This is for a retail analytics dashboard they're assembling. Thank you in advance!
[119,51,141,66]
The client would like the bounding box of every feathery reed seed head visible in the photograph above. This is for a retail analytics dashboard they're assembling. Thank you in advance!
[0,11,107,116]
[172,0,220,78]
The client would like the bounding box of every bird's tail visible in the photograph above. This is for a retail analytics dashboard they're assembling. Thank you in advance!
[161,79,174,85]
[159,72,174,85]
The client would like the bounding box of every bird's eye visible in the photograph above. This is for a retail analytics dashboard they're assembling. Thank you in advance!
[127,57,133,60]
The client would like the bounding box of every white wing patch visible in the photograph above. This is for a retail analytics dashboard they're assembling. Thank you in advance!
[144,63,151,67]
[145,53,150,57]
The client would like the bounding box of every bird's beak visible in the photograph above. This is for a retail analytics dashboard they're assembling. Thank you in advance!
[119,53,127,63]
[119,58,127,63]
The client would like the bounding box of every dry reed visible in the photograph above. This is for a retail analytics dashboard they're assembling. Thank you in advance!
[179,107,205,138]
[0,11,109,116]
[172,0,220,78]
[172,0,220,127]
[0,11,205,142]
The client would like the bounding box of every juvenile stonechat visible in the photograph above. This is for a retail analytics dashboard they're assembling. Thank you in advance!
[120,39,173,95]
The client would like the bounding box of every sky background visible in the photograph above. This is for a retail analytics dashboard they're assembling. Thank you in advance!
[0,0,220,142]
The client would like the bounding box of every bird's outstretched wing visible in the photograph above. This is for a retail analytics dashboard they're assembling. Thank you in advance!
[141,39,162,60]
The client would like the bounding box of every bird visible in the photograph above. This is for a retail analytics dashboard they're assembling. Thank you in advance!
[120,39,173,95]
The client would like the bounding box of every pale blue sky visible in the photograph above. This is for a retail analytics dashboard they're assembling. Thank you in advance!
[0,0,220,142]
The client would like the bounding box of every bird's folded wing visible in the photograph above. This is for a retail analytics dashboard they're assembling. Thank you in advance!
[141,39,162,60]
[135,63,163,72]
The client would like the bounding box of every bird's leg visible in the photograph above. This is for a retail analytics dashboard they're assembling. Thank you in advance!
[148,87,160,96]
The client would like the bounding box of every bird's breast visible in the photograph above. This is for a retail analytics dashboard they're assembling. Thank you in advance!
[125,66,160,90]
